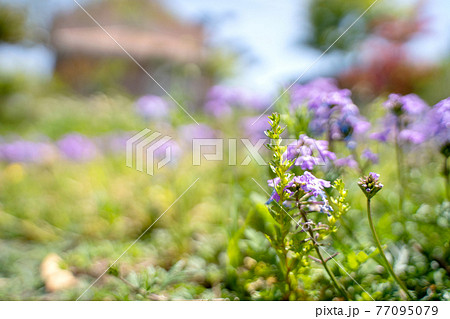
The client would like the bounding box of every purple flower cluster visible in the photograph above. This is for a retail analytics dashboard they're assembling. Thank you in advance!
[284,134,336,170]
[361,148,379,164]
[268,172,330,200]
[383,93,428,115]
[240,116,270,141]
[267,172,332,214]
[290,78,370,142]
[57,134,99,161]
[152,139,182,164]
[135,95,170,120]
[428,97,450,155]
[0,139,55,163]
[177,124,218,143]
[0,131,183,165]
[290,78,339,107]
[334,155,358,169]
[294,171,331,197]
[204,85,267,117]
[371,93,429,145]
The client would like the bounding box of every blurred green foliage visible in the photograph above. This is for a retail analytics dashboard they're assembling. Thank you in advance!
[0,4,26,43]
[306,0,376,52]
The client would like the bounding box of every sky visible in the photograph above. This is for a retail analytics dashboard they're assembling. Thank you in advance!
[0,0,449,94]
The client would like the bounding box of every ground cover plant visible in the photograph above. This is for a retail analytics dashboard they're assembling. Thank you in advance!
[0,76,449,300]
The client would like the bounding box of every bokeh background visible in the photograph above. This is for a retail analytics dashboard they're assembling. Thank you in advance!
[0,0,449,300]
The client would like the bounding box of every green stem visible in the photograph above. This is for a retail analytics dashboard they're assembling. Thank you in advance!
[366,199,413,300]
[276,201,294,300]
[300,210,352,300]
[283,248,292,300]
[444,155,450,201]
[351,148,364,176]
[394,127,405,213]
[327,125,334,153]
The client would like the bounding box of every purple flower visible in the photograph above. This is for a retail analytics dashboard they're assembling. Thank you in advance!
[427,97,450,154]
[206,85,237,101]
[284,134,336,170]
[204,85,267,117]
[398,129,426,144]
[267,172,331,210]
[240,116,270,142]
[0,139,55,163]
[136,95,169,119]
[310,89,354,111]
[267,177,282,202]
[334,155,358,168]
[384,93,428,115]
[57,134,98,161]
[152,139,182,165]
[290,78,339,107]
[361,149,379,164]
[291,171,331,197]
[372,94,429,145]
[204,99,232,117]
[370,129,391,143]
[178,124,218,144]
[291,79,370,142]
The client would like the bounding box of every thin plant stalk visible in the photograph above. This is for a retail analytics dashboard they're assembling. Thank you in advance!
[394,125,405,213]
[444,155,450,201]
[366,198,413,300]
[280,224,294,300]
[273,198,296,300]
[299,210,352,300]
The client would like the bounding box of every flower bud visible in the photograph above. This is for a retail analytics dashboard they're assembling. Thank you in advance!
[358,172,383,199]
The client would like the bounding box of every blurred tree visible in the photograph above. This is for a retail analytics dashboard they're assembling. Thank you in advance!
[0,5,28,122]
[306,0,377,52]
[304,0,447,102]
[338,4,435,99]
[0,4,26,43]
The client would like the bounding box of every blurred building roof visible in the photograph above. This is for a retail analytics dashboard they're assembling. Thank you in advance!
[50,0,206,63]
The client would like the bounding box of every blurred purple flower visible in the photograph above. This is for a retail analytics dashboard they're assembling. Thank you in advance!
[370,129,391,143]
[384,93,428,115]
[334,155,358,169]
[240,116,270,141]
[427,97,450,153]
[308,89,353,111]
[0,139,55,163]
[135,95,170,119]
[204,85,267,117]
[291,79,370,142]
[398,129,426,144]
[57,134,98,161]
[290,78,339,107]
[204,99,232,117]
[178,124,218,142]
[361,148,379,164]
[372,93,429,145]
[152,139,182,164]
